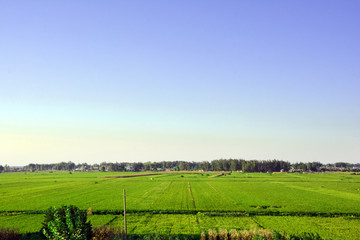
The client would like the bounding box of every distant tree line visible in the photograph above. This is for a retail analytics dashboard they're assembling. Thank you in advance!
[23,162,77,171]
[3,159,356,173]
[0,164,9,172]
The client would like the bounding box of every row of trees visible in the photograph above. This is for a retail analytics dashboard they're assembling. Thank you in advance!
[4,159,356,173]
[23,162,77,171]
[0,164,10,172]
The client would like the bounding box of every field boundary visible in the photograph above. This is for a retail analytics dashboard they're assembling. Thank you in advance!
[2,210,360,218]
[100,173,161,178]
[99,171,228,178]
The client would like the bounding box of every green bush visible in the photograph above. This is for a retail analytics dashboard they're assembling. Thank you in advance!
[41,205,92,240]
[19,232,44,240]
[273,231,287,240]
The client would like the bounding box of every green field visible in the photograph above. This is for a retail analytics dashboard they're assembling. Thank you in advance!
[0,171,359,239]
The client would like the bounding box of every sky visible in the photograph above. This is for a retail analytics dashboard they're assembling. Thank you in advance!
[1,1,359,166]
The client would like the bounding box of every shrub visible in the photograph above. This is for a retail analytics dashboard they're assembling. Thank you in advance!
[272,231,286,240]
[87,208,93,215]
[229,229,239,240]
[208,229,217,240]
[219,228,228,240]
[253,235,266,240]
[238,230,253,240]
[256,229,273,240]
[0,227,20,240]
[42,205,92,240]
[92,226,124,240]
[196,229,322,240]
[201,230,206,240]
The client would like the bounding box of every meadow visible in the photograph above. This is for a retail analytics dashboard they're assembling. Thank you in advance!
[0,171,359,239]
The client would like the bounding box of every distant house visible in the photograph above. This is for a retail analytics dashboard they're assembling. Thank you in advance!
[91,166,100,171]
[75,165,89,172]
[126,166,135,171]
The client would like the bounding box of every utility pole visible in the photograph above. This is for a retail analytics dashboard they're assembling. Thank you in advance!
[124,189,127,239]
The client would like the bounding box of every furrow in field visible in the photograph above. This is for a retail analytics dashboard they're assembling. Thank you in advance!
[188,182,196,209]
[189,180,243,211]
[148,179,196,211]
[149,180,174,209]
[129,180,171,210]
[206,182,245,211]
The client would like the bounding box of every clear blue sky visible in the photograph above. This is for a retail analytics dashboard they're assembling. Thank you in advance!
[1,1,359,166]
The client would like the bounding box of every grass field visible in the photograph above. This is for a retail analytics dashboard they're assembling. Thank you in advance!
[0,171,359,239]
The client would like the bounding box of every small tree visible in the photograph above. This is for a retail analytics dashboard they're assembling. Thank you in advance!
[42,205,92,240]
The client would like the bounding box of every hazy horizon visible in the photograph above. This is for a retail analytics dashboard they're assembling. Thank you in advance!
[1,1,359,166]
[3,159,360,169]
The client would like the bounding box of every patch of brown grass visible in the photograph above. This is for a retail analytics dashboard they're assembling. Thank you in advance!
[0,227,20,240]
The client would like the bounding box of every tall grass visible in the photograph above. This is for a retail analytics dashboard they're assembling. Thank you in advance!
[200,229,322,240]
[0,227,20,240]
[203,229,278,240]
[92,226,125,240]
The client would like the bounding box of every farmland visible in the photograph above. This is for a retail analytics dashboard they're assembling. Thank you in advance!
[0,171,359,239]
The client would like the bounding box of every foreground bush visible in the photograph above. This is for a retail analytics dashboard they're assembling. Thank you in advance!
[41,205,92,240]
[0,227,20,240]
[199,229,322,240]
[92,226,125,240]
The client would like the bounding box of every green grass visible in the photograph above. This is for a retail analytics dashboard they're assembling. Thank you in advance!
[1,214,359,239]
[0,214,43,234]
[0,171,359,239]
[253,216,360,240]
